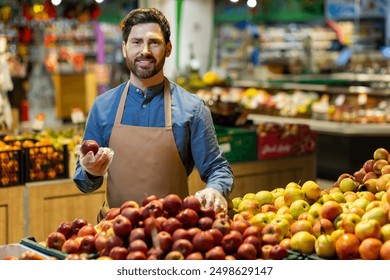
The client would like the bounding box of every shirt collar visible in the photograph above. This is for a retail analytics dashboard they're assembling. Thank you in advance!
[129,81,164,100]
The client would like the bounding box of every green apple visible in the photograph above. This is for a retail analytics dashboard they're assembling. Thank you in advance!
[355,219,381,241]
[339,177,358,193]
[255,190,274,206]
[362,207,388,226]
[341,213,361,233]
[243,192,257,200]
[352,197,369,210]
[375,191,386,201]
[289,199,310,220]
[301,180,321,201]
[232,197,242,211]
[271,188,285,199]
[330,191,346,203]
[315,234,336,259]
[333,213,346,229]
[284,187,305,207]
[290,231,316,255]
[285,182,301,190]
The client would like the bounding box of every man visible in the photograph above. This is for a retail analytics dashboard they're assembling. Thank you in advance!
[73,7,234,220]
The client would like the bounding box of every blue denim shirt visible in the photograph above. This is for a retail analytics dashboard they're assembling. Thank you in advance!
[73,80,234,198]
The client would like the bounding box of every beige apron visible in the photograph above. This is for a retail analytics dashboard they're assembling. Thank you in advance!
[98,79,188,221]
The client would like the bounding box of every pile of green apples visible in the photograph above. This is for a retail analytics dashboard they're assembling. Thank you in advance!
[232,147,390,260]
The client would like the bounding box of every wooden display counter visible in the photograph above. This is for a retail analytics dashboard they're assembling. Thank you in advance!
[188,154,316,199]
[26,179,106,242]
[0,186,25,245]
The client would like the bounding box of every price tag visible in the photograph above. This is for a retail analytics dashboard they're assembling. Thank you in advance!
[334,94,346,106]
[358,93,368,106]
[32,113,46,132]
[71,107,85,124]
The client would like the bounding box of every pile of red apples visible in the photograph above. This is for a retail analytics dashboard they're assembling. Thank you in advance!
[45,194,287,260]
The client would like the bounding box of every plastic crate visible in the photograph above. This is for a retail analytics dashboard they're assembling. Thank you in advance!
[0,148,24,187]
[24,144,69,183]
[0,243,51,260]
[215,125,257,163]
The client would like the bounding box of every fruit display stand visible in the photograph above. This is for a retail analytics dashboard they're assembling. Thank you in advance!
[188,153,316,199]
[0,186,25,245]
[26,179,106,242]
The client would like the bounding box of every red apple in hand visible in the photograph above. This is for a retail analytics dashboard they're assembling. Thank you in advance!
[80,140,99,155]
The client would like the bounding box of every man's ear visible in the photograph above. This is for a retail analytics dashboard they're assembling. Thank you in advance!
[166,41,172,57]
[122,42,127,58]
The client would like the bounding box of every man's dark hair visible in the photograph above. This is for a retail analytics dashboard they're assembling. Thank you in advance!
[122,7,171,45]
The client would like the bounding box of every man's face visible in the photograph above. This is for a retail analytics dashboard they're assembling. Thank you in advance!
[122,23,172,79]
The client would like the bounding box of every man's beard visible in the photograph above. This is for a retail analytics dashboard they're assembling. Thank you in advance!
[125,52,166,79]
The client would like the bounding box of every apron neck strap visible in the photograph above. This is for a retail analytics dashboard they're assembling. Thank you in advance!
[115,79,172,128]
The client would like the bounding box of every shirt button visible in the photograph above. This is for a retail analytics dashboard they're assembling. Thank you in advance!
[142,104,146,108]
[136,89,139,92]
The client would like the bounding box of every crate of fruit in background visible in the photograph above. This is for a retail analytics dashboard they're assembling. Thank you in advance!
[215,125,258,163]
[0,136,69,186]
[0,140,24,187]
[256,122,317,160]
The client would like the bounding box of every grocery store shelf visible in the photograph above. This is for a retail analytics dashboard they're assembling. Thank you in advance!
[247,113,390,136]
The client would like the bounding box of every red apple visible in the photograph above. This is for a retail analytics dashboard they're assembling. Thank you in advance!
[46,231,66,251]
[126,251,147,260]
[79,235,96,254]
[80,140,99,155]
[129,227,148,243]
[105,207,121,220]
[94,233,108,253]
[199,206,216,219]
[113,215,132,237]
[243,235,261,253]
[176,208,199,228]
[236,243,257,260]
[128,239,148,254]
[290,220,313,236]
[221,231,242,254]
[172,228,191,242]
[120,200,139,211]
[142,200,164,219]
[182,195,201,213]
[105,235,124,254]
[243,225,262,239]
[71,218,88,235]
[187,227,202,241]
[61,238,80,254]
[162,194,182,216]
[208,228,224,246]
[270,244,288,260]
[261,223,284,243]
[142,195,159,207]
[143,216,162,237]
[230,220,249,234]
[186,252,204,260]
[146,247,164,260]
[212,217,231,235]
[205,246,226,260]
[193,230,214,252]
[312,218,334,237]
[56,221,74,240]
[109,246,128,260]
[77,224,97,237]
[363,159,375,173]
[198,216,214,230]
[374,148,389,161]
[321,200,343,222]
[380,240,390,260]
[121,207,141,227]
[162,217,182,235]
[172,238,194,257]
[156,231,173,253]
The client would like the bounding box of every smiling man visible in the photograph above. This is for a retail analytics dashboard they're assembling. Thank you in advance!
[73,7,234,221]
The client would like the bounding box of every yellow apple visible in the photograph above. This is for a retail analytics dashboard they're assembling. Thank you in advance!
[289,199,311,220]
[290,220,313,235]
[339,177,358,193]
[255,190,274,206]
[357,191,376,202]
[276,205,290,215]
[315,234,336,259]
[365,200,383,212]
[271,216,290,237]
[330,228,345,241]
[355,219,381,241]
[290,231,316,255]
[238,199,261,216]
[344,191,358,202]
[249,212,276,230]
[285,182,301,189]
[351,197,369,210]
[308,202,323,221]
[242,193,257,201]
[376,174,390,192]
[380,223,390,242]
[341,213,361,233]
[273,196,285,209]
[302,180,321,201]
[330,191,346,203]
[348,206,365,217]
[283,187,305,207]
[375,191,386,201]
[362,207,388,226]
[271,187,285,199]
